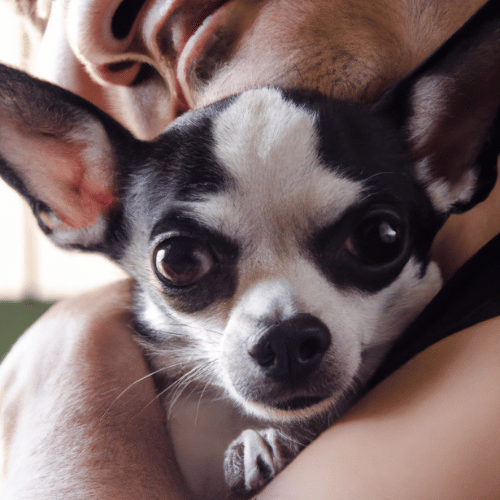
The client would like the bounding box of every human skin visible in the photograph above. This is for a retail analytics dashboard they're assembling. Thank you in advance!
[1,0,500,498]
[35,0,487,139]
[0,282,189,499]
[256,315,500,500]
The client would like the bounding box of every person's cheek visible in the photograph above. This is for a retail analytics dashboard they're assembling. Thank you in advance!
[35,0,108,110]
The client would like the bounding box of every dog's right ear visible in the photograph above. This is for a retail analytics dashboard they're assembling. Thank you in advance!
[0,64,134,251]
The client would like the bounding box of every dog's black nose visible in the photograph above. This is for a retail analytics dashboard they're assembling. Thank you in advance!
[249,313,331,384]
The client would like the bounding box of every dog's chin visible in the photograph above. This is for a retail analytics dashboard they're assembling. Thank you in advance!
[271,395,328,412]
[236,391,344,423]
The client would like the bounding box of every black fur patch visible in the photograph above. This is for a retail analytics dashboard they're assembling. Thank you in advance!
[149,210,239,313]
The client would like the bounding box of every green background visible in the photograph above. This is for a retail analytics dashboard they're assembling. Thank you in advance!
[0,300,53,360]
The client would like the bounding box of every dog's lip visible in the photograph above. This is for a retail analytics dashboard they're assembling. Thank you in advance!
[271,395,328,412]
[177,0,237,106]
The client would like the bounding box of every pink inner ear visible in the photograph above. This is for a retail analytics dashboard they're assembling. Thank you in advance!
[0,117,116,229]
[54,175,116,229]
[49,142,116,229]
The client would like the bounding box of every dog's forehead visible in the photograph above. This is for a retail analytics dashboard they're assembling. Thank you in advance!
[135,87,419,249]
[189,89,364,236]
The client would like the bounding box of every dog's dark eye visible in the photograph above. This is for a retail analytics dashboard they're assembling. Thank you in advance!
[344,213,404,266]
[153,237,215,287]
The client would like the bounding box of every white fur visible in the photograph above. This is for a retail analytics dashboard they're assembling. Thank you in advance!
[409,76,479,212]
[0,87,447,500]
[207,89,363,237]
[0,113,115,244]
[415,157,478,212]
[131,90,447,497]
[143,89,443,427]
[168,393,261,500]
[218,256,441,422]
[49,212,110,247]
[409,75,453,153]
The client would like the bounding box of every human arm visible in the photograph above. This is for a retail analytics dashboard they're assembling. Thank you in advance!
[2,1,500,497]
[0,280,189,500]
[3,282,500,500]
[255,316,500,500]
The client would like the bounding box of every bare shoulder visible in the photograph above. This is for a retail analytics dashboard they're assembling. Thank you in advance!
[256,317,500,500]
[0,279,136,384]
[363,315,500,409]
[0,280,188,500]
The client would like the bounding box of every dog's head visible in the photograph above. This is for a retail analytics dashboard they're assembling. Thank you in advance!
[1,0,500,424]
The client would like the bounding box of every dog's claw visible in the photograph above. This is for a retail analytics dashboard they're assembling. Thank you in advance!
[224,428,300,497]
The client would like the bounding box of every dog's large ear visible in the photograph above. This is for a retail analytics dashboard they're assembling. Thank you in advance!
[0,64,133,250]
[374,0,500,215]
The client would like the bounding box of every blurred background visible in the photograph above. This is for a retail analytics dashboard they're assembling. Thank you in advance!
[0,1,126,358]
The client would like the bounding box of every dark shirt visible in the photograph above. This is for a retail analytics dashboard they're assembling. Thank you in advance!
[366,232,500,391]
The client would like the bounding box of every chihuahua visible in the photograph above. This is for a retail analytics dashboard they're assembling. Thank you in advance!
[1,0,500,497]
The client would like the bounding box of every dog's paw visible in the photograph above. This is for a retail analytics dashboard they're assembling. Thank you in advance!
[223,428,300,497]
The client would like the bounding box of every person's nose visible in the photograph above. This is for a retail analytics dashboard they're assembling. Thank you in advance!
[56,0,190,138]
[63,0,172,86]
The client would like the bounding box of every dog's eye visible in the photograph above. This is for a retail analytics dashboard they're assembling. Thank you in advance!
[344,213,404,265]
[153,237,215,287]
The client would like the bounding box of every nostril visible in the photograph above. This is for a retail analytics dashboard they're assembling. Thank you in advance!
[249,314,331,383]
[298,337,324,363]
[249,340,276,368]
[95,62,142,86]
[107,61,137,73]
[111,0,147,39]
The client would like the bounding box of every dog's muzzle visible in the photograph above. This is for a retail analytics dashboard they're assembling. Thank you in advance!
[248,313,330,386]
[239,313,333,411]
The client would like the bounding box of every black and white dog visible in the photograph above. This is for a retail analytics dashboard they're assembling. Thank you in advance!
[1,0,500,497]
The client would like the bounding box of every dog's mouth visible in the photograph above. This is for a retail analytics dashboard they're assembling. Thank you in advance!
[272,395,327,411]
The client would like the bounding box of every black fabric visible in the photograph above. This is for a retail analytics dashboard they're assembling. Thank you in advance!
[365,231,500,392]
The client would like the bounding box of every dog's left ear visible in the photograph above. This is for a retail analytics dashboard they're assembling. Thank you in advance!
[375,0,500,214]
[0,64,134,250]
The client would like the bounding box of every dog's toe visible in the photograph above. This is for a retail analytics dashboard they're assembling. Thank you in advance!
[224,428,299,497]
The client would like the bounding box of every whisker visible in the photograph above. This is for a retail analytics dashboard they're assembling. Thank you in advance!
[99,356,206,423]
[194,364,220,426]
[149,359,218,419]
[98,364,173,422]
[152,319,224,338]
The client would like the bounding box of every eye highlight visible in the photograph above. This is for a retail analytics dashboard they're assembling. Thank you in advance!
[343,212,404,266]
[314,203,412,293]
[153,236,215,287]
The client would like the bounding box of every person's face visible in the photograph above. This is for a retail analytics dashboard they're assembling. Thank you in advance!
[38,0,485,138]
